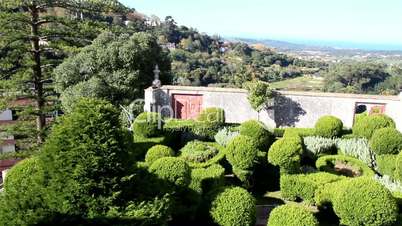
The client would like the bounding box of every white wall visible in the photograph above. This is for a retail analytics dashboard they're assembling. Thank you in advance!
[0,109,12,121]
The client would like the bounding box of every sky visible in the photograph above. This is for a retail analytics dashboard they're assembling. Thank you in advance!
[122,0,402,50]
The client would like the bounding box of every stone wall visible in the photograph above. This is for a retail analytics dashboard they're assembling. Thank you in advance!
[144,86,402,131]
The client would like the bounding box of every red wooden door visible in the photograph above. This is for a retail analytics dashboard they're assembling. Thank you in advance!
[172,94,203,119]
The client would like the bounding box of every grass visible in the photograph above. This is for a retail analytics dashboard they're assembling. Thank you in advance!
[270,76,325,91]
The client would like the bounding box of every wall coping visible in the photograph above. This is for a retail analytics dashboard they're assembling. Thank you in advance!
[147,85,400,101]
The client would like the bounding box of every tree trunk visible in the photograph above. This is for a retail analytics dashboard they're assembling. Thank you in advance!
[30,6,46,144]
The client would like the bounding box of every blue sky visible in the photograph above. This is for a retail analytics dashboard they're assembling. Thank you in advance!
[122,0,402,50]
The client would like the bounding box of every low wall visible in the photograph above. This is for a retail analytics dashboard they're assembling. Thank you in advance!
[144,86,402,131]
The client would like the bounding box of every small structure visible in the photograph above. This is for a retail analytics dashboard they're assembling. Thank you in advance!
[144,85,402,131]
[0,109,16,154]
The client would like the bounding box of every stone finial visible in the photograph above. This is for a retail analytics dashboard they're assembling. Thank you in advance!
[152,65,161,89]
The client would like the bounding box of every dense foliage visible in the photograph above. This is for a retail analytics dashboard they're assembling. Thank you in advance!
[133,112,163,138]
[225,135,258,170]
[246,81,275,111]
[197,108,225,125]
[369,128,402,155]
[314,116,343,138]
[267,204,319,226]
[268,136,303,173]
[145,145,175,165]
[239,120,273,150]
[316,155,375,177]
[353,114,396,139]
[210,187,256,226]
[148,157,191,190]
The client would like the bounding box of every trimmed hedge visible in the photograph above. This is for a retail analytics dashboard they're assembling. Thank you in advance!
[197,107,225,125]
[239,120,273,150]
[369,128,402,155]
[314,116,343,138]
[133,135,170,160]
[210,187,256,226]
[320,177,399,226]
[145,145,175,165]
[149,157,191,189]
[133,112,163,138]
[268,136,303,174]
[267,204,319,226]
[164,118,222,141]
[189,164,225,195]
[283,128,316,138]
[179,141,225,168]
[353,114,396,139]
[280,172,344,204]
[316,155,375,177]
[376,154,398,179]
[226,135,258,170]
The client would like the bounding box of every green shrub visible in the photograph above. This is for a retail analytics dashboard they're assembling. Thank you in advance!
[214,127,239,147]
[353,114,396,139]
[369,128,402,155]
[197,107,225,125]
[226,135,258,170]
[283,128,316,138]
[316,155,375,177]
[149,157,191,189]
[164,118,223,141]
[327,177,398,226]
[133,135,170,160]
[273,128,285,137]
[376,154,398,178]
[0,157,49,225]
[303,136,337,158]
[315,116,343,138]
[280,172,344,204]
[210,187,256,226]
[267,204,319,226]
[336,138,375,167]
[179,141,225,168]
[145,145,175,165]
[189,164,225,195]
[39,98,133,217]
[396,152,402,182]
[239,120,273,150]
[133,112,163,138]
[268,136,303,174]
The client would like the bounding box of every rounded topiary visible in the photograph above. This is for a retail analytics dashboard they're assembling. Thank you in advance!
[226,135,258,170]
[395,152,402,182]
[315,116,343,138]
[369,128,402,155]
[133,112,162,138]
[210,187,256,226]
[353,114,395,139]
[267,204,319,226]
[179,141,224,168]
[268,136,303,173]
[331,177,398,226]
[239,120,273,150]
[197,107,225,125]
[149,157,191,188]
[145,145,175,165]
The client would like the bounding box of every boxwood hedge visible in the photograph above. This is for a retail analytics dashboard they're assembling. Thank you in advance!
[314,116,343,138]
[267,204,319,226]
[316,155,375,177]
[352,114,396,139]
[239,120,273,150]
[369,128,402,155]
[268,136,303,174]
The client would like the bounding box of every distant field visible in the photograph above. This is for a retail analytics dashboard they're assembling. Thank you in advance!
[270,76,324,91]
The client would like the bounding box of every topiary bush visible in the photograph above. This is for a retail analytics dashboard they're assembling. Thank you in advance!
[226,135,258,170]
[210,187,256,226]
[396,152,402,183]
[283,128,316,138]
[353,114,396,139]
[145,145,175,165]
[179,141,225,168]
[149,157,191,189]
[316,155,375,177]
[280,172,344,204]
[268,136,303,174]
[376,154,398,179]
[0,157,49,225]
[197,107,225,125]
[189,164,225,195]
[239,120,273,150]
[314,116,343,138]
[267,204,319,226]
[323,177,399,226]
[133,112,163,138]
[369,128,402,155]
